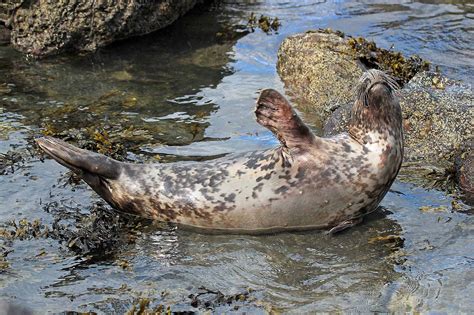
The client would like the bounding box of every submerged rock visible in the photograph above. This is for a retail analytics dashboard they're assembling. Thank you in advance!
[8,0,198,57]
[277,30,472,198]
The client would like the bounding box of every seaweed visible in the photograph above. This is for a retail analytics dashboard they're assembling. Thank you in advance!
[0,217,49,272]
[215,12,281,44]
[346,35,430,85]
[0,150,24,175]
[0,218,49,240]
[188,286,252,310]
[0,246,12,271]
[123,286,272,314]
[0,201,151,261]
[398,162,459,195]
[309,28,430,85]
[125,299,170,315]
[40,124,136,162]
[247,13,281,34]
[46,202,150,259]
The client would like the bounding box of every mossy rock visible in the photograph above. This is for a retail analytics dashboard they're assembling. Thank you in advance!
[277,29,429,125]
[277,31,363,125]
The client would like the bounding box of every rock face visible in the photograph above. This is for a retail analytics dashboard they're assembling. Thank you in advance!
[277,31,363,121]
[276,30,429,125]
[397,73,472,164]
[8,0,197,57]
[277,30,473,199]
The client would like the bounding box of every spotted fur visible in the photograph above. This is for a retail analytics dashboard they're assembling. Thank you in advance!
[36,70,403,234]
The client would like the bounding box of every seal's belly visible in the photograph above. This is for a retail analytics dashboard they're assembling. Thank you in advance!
[118,153,370,231]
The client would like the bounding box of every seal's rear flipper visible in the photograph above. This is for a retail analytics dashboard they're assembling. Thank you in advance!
[35,136,120,180]
[327,217,363,234]
[255,89,317,150]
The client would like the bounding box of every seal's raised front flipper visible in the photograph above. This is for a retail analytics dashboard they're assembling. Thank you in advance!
[36,136,122,206]
[255,89,317,150]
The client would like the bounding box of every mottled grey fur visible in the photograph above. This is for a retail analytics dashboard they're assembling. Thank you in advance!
[37,69,403,234]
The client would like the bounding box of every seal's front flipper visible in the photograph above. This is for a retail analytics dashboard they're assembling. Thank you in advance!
[36,136,120,180]
[255,89,317,149]
[327,217,363,234]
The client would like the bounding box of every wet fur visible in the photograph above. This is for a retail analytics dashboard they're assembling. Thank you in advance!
[36,70,403,234]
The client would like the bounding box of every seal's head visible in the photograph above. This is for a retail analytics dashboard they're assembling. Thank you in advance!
[349,69,402,142]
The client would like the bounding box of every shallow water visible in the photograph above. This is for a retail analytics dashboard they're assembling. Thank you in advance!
[0,0,473,313]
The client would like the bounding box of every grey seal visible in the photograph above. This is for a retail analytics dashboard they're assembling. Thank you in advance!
[36,69,403,234]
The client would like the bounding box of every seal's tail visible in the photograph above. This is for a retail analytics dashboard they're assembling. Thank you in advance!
[35,136,121,180]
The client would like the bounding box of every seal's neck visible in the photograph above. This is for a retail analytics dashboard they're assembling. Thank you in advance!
[348,100,403,146]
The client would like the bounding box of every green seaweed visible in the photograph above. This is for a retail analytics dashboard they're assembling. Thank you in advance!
[0,201,151,261]
[1,218,49,240]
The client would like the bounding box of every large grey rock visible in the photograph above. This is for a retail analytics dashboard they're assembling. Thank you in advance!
[9,0,197,57]
[277,31,362,123]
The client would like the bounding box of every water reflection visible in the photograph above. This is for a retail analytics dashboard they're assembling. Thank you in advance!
[33,207,403,312]
[0,3,245,157]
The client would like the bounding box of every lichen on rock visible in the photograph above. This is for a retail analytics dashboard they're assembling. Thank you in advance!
[277,31,363,124]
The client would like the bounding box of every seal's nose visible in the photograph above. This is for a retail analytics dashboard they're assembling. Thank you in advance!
[368,82,392,107]
[370,81,391,96]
